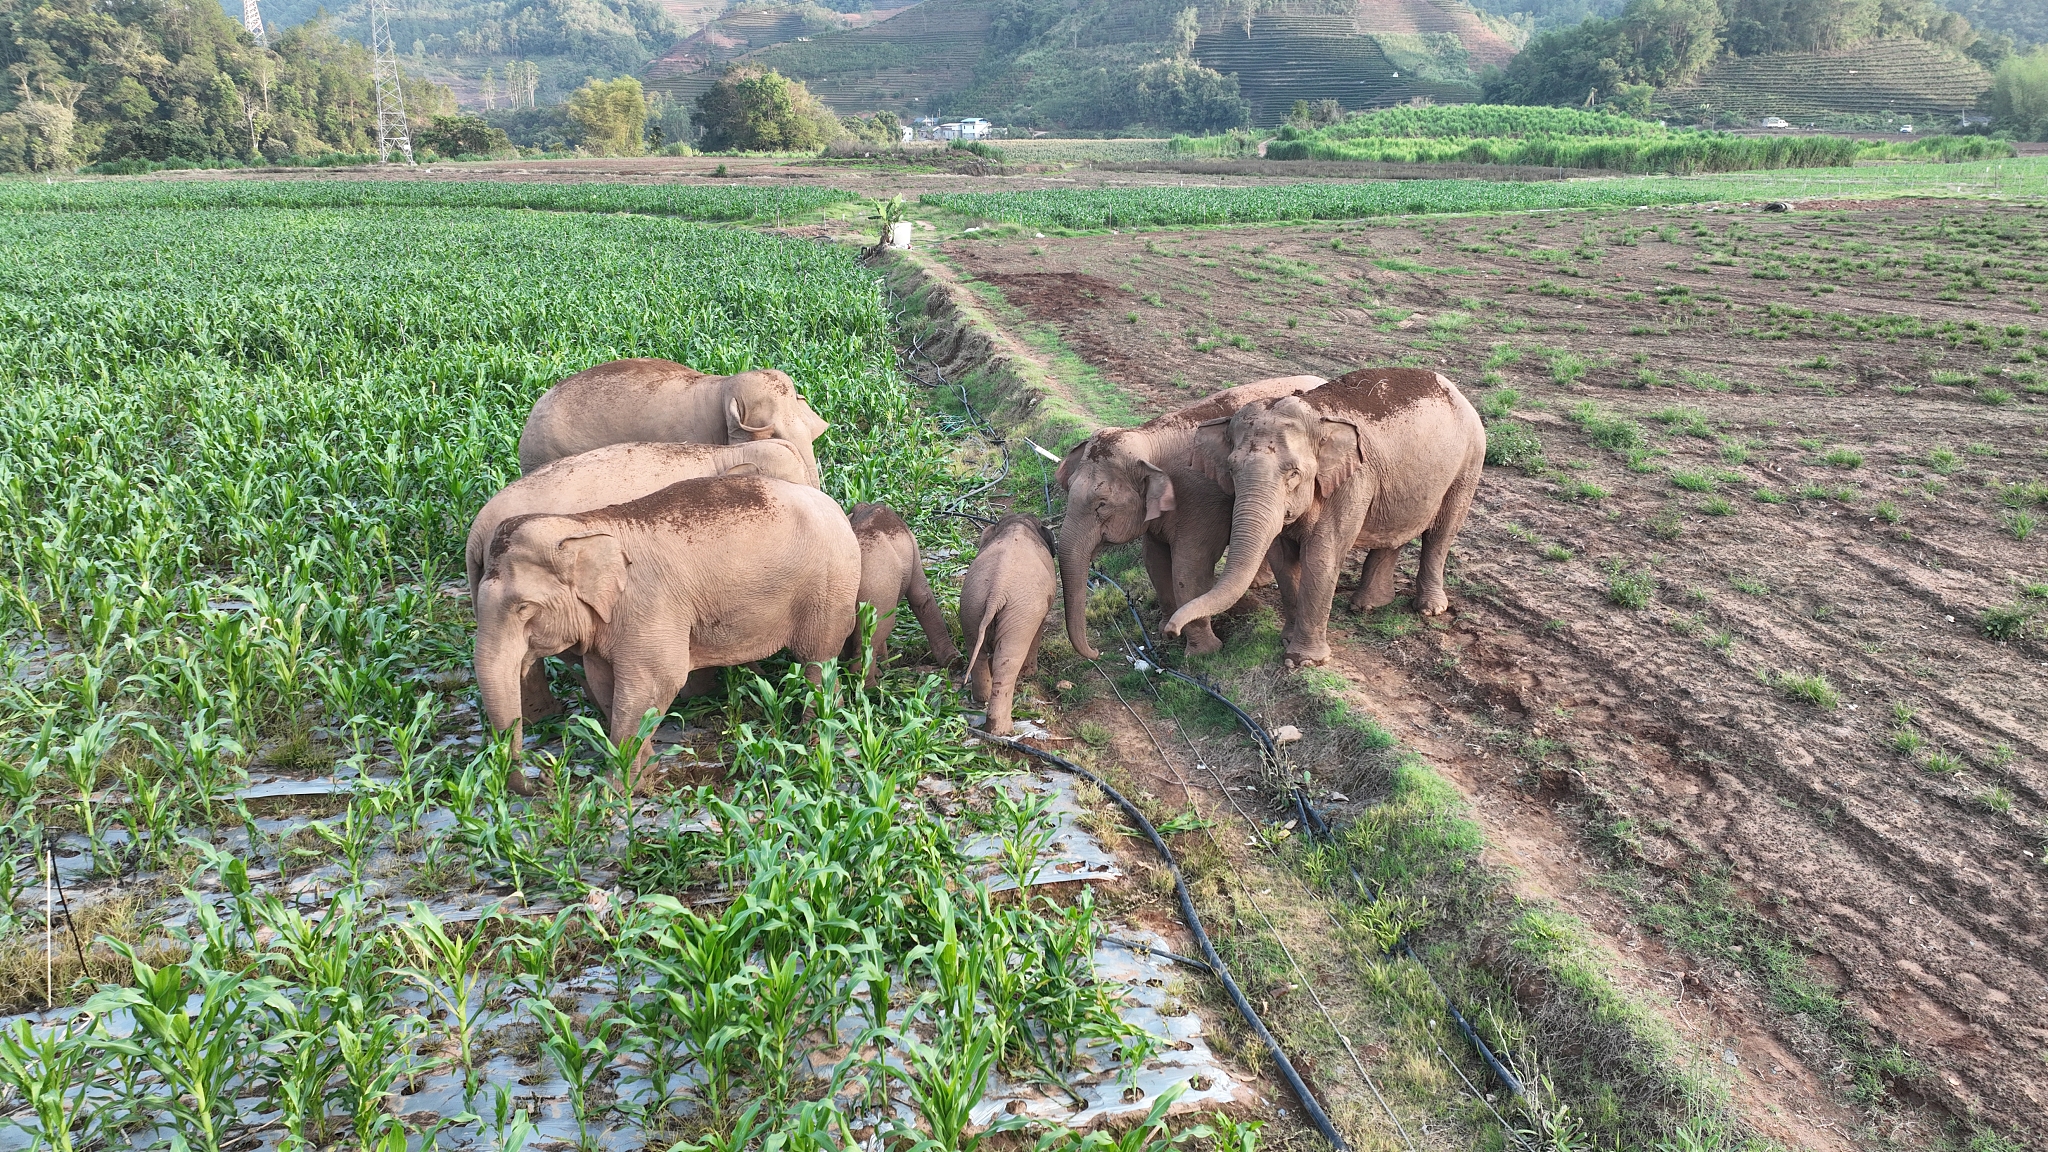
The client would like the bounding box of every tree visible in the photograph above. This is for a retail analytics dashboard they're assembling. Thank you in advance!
[692,67,840,153]
[1991,49,2048,142]
[1171,6,1201,58]
[416,114,512,157]
[568,76,647,156]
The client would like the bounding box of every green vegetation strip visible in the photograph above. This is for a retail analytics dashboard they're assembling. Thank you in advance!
[0,203,1202,1148]
[923,157,2048,230]
[0,179,855,219]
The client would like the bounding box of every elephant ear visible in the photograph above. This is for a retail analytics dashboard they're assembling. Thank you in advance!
[727,396,775,439]
[1315,417,1367,499]
[1054,438,1089,491]
[1191,418,1234,495]
[558,532,628,624]
[1141,461,1176,521]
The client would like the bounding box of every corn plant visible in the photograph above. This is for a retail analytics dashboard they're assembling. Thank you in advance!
[886,1014,1021,1152]
[85,946,291,1152]
[336,1008,426,1149]
[0,1018,100,1152]
[528,998,626,1152]
[393,901,500,1094]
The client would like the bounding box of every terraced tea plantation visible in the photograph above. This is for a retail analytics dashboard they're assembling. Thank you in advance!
[0,190,1245,1151]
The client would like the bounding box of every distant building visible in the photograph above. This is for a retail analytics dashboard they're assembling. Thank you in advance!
[1757,116,1790,129]
[938,118,992,140]
[1957,112,1992,129]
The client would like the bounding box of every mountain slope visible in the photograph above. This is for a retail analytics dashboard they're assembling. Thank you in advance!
[664,0,1507,128]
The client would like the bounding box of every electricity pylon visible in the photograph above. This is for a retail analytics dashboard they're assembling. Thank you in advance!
[242,0,267,48]
[367,0,415,164]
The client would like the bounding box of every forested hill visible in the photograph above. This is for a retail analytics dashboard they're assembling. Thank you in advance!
[1,0,449,172]
[1486,0,2003,109]
[222,0,683,105]
[658,0,1526,132]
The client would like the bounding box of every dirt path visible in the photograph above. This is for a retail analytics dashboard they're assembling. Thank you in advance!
[944,199,2048,1144]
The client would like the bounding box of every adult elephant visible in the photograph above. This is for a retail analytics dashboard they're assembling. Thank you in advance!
[1056,375,1324,658]
[474,475,859,769]
[517,359,830,484]
[1162,368,1485,669]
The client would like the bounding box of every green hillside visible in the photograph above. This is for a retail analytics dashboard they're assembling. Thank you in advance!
[1936,0,2044,49]
[1663,37,1993,122]
[222,0,682,104]
[658,0,1516,130]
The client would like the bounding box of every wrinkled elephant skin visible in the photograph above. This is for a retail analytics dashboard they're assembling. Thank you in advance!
[1055,375,1324,660]
[473,476,859,771]
[958,515,1057,737]
[517,358,830,484]
[1166,368,1486,669]
[848,502,960,683]
[465,439,814,725]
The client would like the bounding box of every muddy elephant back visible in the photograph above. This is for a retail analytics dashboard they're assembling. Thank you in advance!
[517,358,713,473]
[1145,374,1327,429]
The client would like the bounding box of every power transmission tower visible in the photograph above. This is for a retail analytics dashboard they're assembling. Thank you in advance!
[367,0,415,164]
[242,0,267,48]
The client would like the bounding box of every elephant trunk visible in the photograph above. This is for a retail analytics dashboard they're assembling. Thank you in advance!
[1059,515,1104,660]
[1164,479,1283,636]
[476,625,530,735]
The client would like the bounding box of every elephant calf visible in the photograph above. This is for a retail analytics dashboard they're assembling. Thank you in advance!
[517,358,830,485]
[958,514,1057,736]
[465,439,816,725]
[474,475,860,767]
[848,504,960,683]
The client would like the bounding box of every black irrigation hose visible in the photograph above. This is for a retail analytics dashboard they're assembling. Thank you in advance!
[979,731,1351,1152]
[1100,934,1212,975]
[1084,570,1530,1105]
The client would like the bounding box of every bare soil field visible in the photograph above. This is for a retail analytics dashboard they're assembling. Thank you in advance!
[939,200,2048,1144]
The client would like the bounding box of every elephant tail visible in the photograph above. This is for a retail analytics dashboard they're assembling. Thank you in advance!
[962,594,1002,678]
[909,562,960,666]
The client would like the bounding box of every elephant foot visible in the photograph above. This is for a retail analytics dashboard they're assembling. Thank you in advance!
[506,764,537,796]
[1416,587,1451,616]
[1181,625,1223,657]
[1347,585,1399,613]
[1282,642,1332,669]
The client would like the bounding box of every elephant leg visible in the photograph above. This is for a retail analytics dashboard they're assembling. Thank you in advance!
[1141,535,1178,617]
[968,644,994,705]
[981,617,1032,736]
[1285,529,1351,669]
[605,658,688,774]
[1021,621,1046,678]
[1416,472,1481,616]
[1171,536,1225,657]
[1268,536,1306,649]
[1348,547,1403,612]
[520,659,565,723]
[583,652,617,716]
[866,604,900,687]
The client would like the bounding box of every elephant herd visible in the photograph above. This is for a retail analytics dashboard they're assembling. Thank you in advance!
[466,358,1486,773]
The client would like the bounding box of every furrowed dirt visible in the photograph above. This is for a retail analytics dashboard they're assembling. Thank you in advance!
[942,199,2048,1144]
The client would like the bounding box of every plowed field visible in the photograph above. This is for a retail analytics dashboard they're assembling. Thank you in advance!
[944,199,2048,1143]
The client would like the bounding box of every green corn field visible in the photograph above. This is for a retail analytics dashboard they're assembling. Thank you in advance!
[0,189,1224,1151]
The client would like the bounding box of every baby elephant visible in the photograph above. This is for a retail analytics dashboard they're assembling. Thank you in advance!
[848,504,959,683]
[957,514,1057,736]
